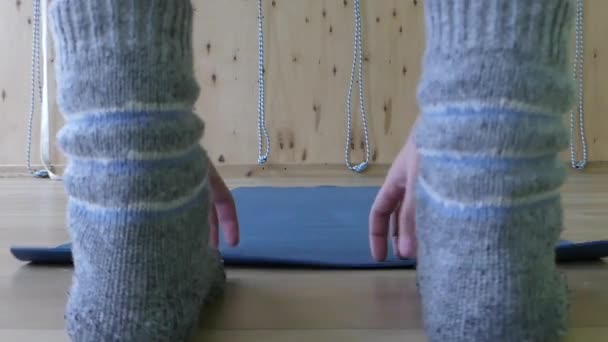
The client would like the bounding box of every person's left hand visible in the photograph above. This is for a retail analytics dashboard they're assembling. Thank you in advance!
[208,162,239,248]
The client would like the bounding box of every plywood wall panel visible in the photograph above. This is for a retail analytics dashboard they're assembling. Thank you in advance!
[194,0,424,166]
[1,0,607,173]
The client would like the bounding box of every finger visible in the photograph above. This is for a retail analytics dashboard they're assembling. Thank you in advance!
[214,196,239,246]
[397,195,416,258]
[390,202,402,259]
[398,163,418,259]
[370,176,405,262]
[209,203,219,248]
[208,164,239,246]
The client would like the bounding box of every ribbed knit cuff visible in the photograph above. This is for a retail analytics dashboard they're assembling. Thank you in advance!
[417,0,575,113]
[49,0,199,114]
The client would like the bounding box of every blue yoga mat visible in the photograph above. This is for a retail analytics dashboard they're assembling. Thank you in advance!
[10,186,608,267]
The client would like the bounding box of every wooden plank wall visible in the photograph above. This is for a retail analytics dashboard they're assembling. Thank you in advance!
[1,0,607,174]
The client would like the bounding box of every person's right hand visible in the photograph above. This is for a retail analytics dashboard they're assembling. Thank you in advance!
[369,119,419,261]
[208,162,239,249]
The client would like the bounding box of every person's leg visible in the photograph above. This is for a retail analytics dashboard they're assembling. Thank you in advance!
[49,0,223,340]
[415,0,573,341]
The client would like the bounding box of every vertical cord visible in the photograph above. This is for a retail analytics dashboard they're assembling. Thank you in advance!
[26,0,49,178]
[345,0,371,173]
[40,0,61,180]
[257,0,271,165]
[569,0,588,170]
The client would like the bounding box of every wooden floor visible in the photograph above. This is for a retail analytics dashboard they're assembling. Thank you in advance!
[0,166,607,341]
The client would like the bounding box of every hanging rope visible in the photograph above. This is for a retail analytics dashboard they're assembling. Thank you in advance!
[26,0,47,178]
[345,0,371,173]
[26,0,61,180]
[569,0,588,170]
[257,0,271,165]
